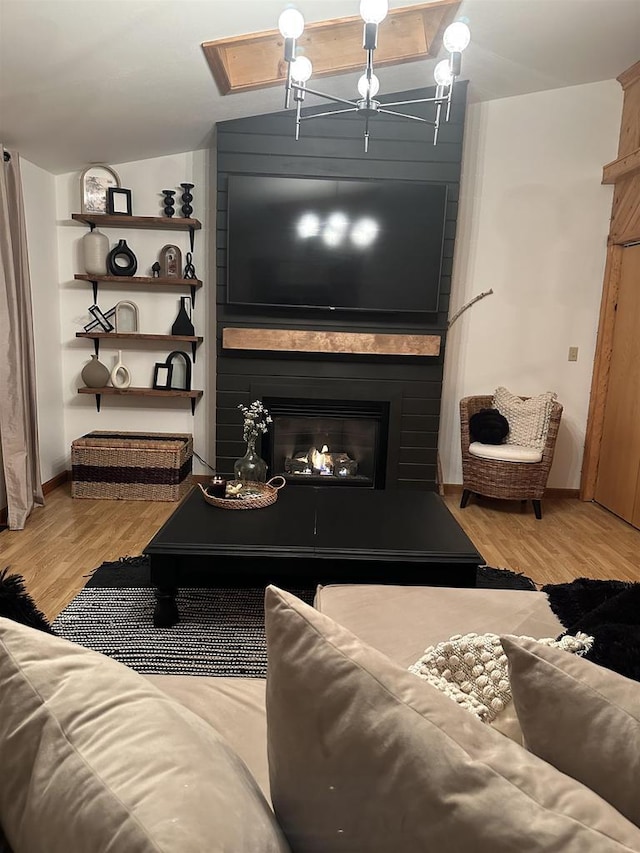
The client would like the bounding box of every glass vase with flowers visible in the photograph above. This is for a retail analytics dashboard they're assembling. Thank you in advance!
[233,400,272,483]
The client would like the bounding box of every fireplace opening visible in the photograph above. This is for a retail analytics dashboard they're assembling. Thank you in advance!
[262,398,389,488]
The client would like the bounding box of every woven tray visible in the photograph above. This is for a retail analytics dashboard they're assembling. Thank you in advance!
[198,476,286,510]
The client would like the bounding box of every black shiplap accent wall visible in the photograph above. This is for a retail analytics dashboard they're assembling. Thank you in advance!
[215,84,467,489]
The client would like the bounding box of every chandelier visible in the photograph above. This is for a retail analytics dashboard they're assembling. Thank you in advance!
[278,1,471,152]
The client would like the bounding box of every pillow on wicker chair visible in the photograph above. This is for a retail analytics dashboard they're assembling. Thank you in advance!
[493,387,557,452]
[469,408,509,445]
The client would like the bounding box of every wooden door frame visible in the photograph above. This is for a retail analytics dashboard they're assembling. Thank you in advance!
[581,60,640,500]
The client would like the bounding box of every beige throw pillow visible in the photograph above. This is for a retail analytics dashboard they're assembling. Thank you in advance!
[0,618,289,853]
[264,586,640,853]
[493,386,557,451]
[503,635,640,829]
[409,631,593,722]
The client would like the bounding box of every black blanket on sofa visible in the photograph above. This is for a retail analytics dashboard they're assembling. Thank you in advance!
[542,578,640,681]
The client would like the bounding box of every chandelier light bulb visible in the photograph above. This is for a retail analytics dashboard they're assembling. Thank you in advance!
[278,8,305,39]
[359,0,388,25]
[351,217,379,248]
[357,73,380,98]
[290,55,313,83]
[443,21,471,53]
[297,212,320,238]
[434,59,454,87]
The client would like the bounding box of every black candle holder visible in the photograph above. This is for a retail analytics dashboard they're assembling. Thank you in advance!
[161,189,176,217]
[180,183,194,218]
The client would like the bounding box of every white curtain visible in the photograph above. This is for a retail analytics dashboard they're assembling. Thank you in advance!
[0,146,44,529]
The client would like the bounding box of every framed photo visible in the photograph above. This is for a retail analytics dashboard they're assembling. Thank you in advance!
[80,164,121,214]
[153,362,173,390]
[107,187,132,216]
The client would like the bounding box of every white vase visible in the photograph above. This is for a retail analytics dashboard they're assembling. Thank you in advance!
[110,350,131,389]
[82,228,109,276]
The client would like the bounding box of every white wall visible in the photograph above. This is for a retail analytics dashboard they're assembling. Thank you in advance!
[56,150,214,473]
[440,79,622,489]
[21,157,66,484]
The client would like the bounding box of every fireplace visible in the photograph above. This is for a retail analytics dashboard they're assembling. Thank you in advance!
[262,398,389,488]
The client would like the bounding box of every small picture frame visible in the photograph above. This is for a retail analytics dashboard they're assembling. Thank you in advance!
[159,244,182,278]
[153,363,173,390]
[80,164,121,214]
[107,187,132,216]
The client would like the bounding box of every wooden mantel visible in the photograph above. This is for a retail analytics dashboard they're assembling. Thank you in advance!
[222,328,441,358]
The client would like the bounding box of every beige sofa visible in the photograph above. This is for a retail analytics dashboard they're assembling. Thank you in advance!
[1,584,640,852]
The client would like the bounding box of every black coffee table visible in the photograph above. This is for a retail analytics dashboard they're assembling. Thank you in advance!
[144,486,483,627]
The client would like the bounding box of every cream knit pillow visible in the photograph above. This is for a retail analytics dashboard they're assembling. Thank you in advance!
[493,387,557,451]
[409,631,593,723]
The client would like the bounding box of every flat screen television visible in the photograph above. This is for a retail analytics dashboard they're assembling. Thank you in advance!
[226,175,447,313]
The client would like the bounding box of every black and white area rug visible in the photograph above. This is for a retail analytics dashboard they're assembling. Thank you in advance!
[51,557,536,678]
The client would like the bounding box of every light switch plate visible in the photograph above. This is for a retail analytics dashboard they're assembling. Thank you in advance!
[568,346,579,362]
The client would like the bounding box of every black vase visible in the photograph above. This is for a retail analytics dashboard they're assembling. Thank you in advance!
[106,239,137,277]
[171,296,194,336]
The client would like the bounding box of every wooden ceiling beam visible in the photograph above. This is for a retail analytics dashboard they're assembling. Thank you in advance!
[202,1,461,96]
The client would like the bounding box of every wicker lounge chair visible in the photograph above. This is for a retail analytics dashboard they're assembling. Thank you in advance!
[459,395,563,519]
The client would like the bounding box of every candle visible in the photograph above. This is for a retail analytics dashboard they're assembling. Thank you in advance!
[209,475,227,498]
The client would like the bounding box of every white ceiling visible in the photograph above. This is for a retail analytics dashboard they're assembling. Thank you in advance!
[1,0,638,174]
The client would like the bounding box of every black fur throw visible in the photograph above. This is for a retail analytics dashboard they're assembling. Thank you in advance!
[543,578,640,682]
[469,408,509,445]
[0,568,55,634]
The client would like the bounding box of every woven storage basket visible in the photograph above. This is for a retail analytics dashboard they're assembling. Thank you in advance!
[71,431,193,501]
[198,477,286,510]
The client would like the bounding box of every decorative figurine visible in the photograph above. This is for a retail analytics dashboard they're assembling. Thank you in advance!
[151,261,161,278]
[180,182,194,218]
[161,189,176,217]
[85,304,115,332]
[159,244,182,278]
[183,251,197,280]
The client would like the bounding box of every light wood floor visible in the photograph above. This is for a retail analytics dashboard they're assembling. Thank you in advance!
[1,484,639,621]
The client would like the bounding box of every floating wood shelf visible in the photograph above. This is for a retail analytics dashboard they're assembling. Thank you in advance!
[78,386,203,415]
[74,273,203,306]
[76,332,202,343]
[74,274,202,287]
[72,213,201,231]
[76,332,203,361]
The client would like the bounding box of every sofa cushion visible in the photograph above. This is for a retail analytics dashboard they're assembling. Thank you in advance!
[469,441,543,463]
[314,584,564,669]
[315,584,567,744]
[504,635,640,828]
[0,618,289,853]
[493,386,557,451]
[265,585,640,853]
[147,675,271,801]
